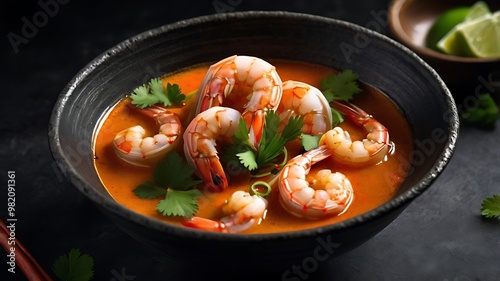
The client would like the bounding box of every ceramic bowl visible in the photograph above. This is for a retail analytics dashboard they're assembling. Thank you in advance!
[48,11,459,277]
[388,0,500,104]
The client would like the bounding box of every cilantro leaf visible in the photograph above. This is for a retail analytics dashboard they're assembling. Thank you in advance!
[481,195,500,219]
[130,78,185,109]
[132,152,203,218]
[461,93,500,128]
[53,248,94,281]
[166,83,185,105]
[256,112,303,169]
[301,133,322,151]
[153,151,202,191]
[227,111,303,175]
[281,115,304,142]
[331,109,344,126]
[320,70,361,101]
[157,189,202,217]
[133,180,167,199]
[233,118,253,148]
[320,70,362,126]
[260,110,281,148]
[220,142,246,171]
[224,118,257,171]
[237,150,258,170]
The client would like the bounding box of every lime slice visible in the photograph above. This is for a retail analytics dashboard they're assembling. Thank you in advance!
[426,6,470,51]
[438,11,500,58]
[457,11,500,58]
[465,1,491,21]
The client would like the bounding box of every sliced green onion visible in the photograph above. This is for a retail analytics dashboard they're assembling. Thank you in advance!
[185,90,198,101]
[250,181,272,197]
[278,147,289,167]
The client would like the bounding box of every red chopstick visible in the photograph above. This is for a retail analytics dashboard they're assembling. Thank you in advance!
[0,219,53,280]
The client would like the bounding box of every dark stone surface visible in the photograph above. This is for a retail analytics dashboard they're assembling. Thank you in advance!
[1,0,499,280]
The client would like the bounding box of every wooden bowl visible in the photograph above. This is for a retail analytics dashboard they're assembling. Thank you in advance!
[389,0,500,104]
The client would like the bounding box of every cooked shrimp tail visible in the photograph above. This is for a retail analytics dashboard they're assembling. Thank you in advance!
[322,100,391,166]
[192,156,227,192]
[183,106,241,192]
[113,105,182,167]
[182,191,268,233]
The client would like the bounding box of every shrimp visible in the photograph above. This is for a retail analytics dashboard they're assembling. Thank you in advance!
[277,80,332,135]
[183,106,241,192]
[113,105,181,167]
[182,190,268,233]
[278,145,354,219]
[319,100,391,167]
[195,55,282,147]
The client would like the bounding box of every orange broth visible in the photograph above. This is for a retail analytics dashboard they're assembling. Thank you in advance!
[93,60,413,234]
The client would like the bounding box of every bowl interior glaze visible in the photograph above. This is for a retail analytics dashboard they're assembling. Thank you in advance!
[49,11,459,274]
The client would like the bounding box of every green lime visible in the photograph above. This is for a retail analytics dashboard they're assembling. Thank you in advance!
[436,1,499,58]
[465,1,491,21]
[452,11,500,58]
[426,6,470,51]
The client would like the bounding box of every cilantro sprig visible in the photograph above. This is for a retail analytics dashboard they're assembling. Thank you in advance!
[320,69,362,126]
[130,78,186,109]
[227,111,303,175]
[461,93,500,128]
[52,248,94,281]
[481,194,500,219]
[133,152,203,217]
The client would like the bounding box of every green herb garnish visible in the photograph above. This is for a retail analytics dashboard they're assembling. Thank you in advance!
[321,69,362,102]
[130,78,185,108]
[133,151,203,217]
[157,189,203,217]
[320,69,362,126]
[52,248,94,281]
[250,181,272,197]
[461,93,500,128]
[301,133,322,151]
[228,111,303,175]
[481,194,500,219]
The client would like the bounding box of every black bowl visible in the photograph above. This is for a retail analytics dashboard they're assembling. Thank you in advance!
[48,11,459,277]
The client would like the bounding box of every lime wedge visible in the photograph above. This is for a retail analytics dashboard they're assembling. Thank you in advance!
[436,19,470,56]
[426,7,470,51]
[438,11,500,58]
[457,11,500,58]
[465,1,491,21]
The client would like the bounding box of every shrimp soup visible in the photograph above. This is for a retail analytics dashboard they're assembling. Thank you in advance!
[93,59,413,234]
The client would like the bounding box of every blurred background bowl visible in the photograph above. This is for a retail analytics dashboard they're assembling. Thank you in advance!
[49,11,458,276]
[388,0,500,104]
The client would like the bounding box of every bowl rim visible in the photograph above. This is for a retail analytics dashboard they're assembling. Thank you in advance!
[388,0,500,63]
[49,10,459,242]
